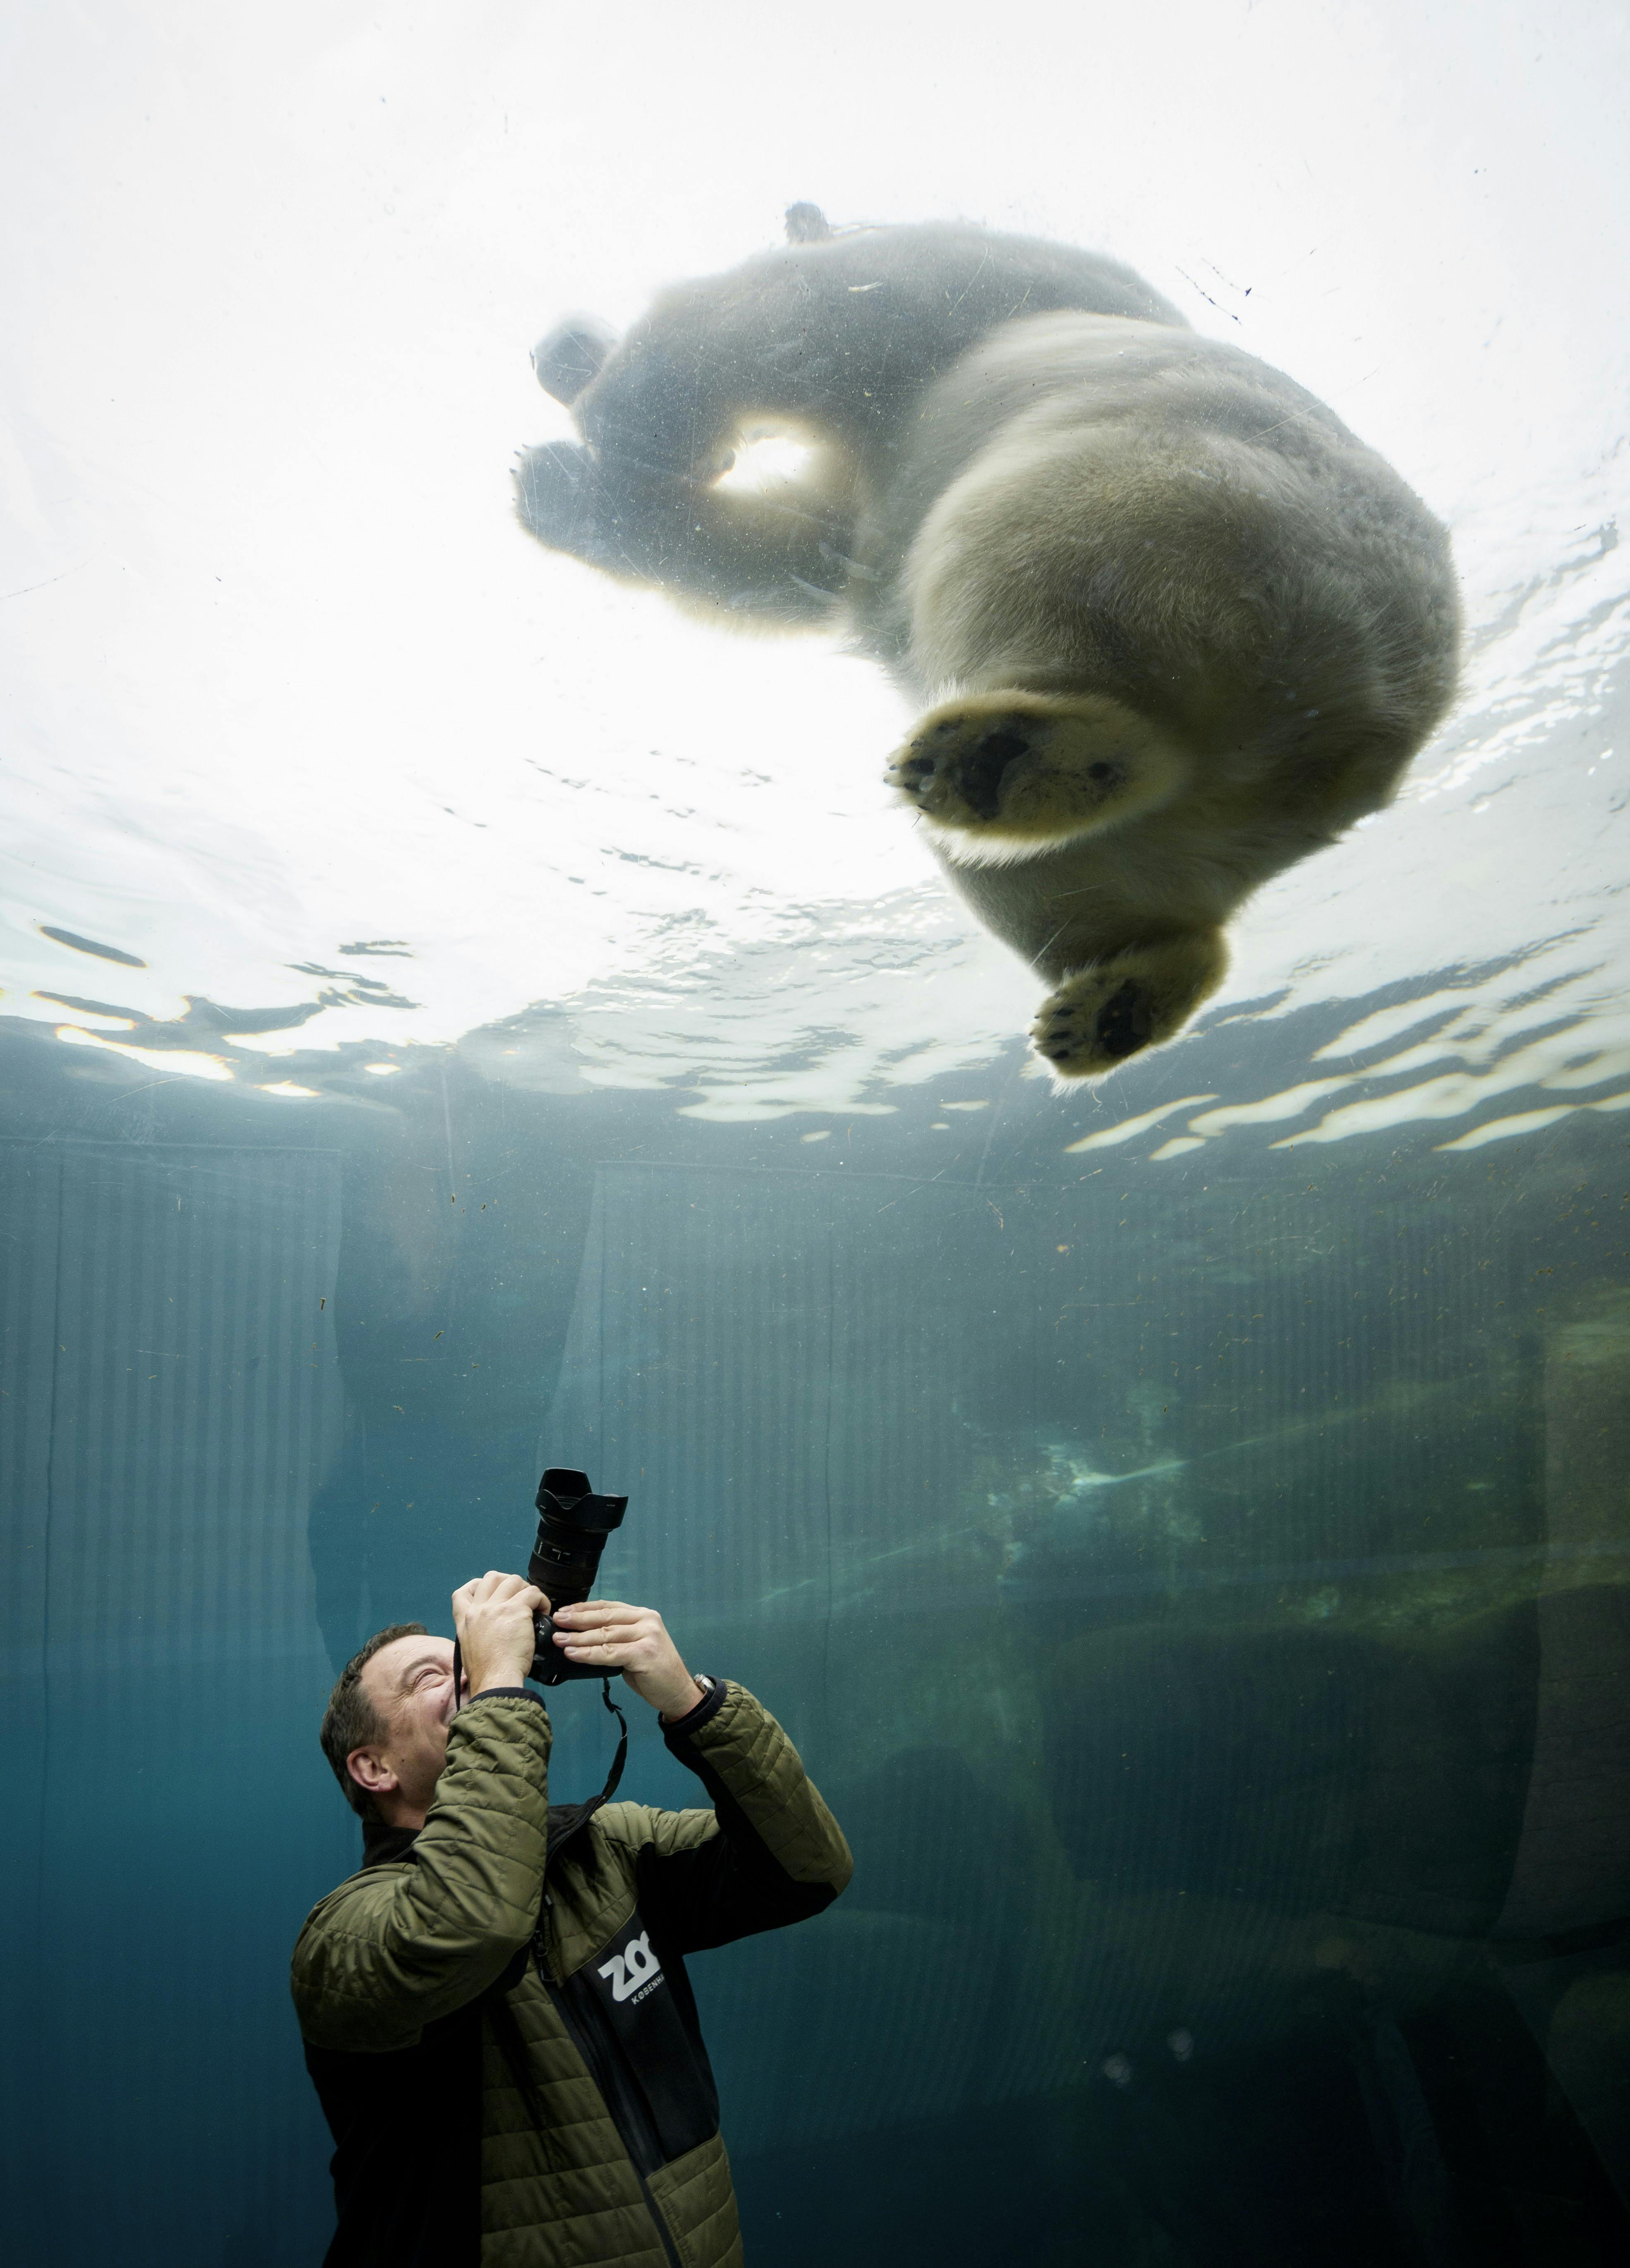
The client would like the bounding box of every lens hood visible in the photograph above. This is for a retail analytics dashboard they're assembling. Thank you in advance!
[536,1468,628,1533]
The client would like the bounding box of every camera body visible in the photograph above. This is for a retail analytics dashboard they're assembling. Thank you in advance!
[527,1466,628,1686]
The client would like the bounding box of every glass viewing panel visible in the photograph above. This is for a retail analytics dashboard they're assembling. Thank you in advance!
[2,8,1627,2265]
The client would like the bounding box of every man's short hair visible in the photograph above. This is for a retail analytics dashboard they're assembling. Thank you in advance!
[319,1623,429,1818]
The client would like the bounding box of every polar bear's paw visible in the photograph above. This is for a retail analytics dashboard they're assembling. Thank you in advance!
[887,691,1189,852]
[515,439,614,560]
[1031,933,1227,1077]
[531,314,618,407]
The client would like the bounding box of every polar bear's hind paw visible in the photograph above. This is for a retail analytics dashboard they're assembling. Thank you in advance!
[1032,933,1228,1078]
[888,691,1189,848]
[900,715,1041,820]
[1034,981,1155,1072]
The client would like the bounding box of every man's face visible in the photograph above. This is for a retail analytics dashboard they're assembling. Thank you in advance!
[350,1633,460,1820]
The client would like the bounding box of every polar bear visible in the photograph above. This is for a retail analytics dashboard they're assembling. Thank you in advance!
[516,209,1460,1075]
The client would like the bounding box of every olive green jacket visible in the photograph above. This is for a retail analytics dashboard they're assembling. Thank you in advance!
[292,1681,851,2268]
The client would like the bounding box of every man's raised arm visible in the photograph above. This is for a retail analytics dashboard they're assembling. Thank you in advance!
[544,1596,853,1940]
[292,1574,551,2053]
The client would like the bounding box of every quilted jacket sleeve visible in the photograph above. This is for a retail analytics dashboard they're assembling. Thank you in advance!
[635,1681,853,1954]
[290,1693,551,2053]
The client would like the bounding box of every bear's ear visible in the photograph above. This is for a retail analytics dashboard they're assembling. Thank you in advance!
[531,315,618,406]
[784,202,832,245]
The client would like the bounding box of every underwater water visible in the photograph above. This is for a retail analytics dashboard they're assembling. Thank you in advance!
[3,5,1630,2264]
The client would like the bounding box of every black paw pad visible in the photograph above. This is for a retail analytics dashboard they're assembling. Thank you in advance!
[958,723,1033,819]
[1095,981,1155,1060]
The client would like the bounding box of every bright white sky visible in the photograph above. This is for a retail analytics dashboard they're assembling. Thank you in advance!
[2,0,1627,1135]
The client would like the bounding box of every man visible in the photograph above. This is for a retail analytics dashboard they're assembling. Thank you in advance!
[292,1570,852,2267]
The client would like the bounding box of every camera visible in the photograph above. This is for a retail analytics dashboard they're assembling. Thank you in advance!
[527,1466,628,1686]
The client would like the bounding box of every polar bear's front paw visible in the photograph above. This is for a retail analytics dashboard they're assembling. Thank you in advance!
[1031,934,1228,1078]
[887,691,1189,850]
[515,440,611,559]
[531,314,618,406]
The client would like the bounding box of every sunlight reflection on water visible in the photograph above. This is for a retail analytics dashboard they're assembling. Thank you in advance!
[1,5,1625,1153]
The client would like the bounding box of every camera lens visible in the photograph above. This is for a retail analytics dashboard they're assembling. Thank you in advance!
[529,1468,627,1614]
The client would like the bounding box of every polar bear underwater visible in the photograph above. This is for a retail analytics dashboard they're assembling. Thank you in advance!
[515,207,1460,1076]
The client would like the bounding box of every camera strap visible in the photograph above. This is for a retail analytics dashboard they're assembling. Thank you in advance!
[595,1678,629,1808]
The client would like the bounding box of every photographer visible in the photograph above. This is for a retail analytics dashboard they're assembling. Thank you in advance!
[292,1571,852,2268]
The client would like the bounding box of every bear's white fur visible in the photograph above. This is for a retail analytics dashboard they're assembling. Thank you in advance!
[518,214,1460,1075]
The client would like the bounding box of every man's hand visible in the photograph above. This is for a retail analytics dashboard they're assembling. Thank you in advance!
[551,1601,705,1721]
[452,1570,549,1697]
